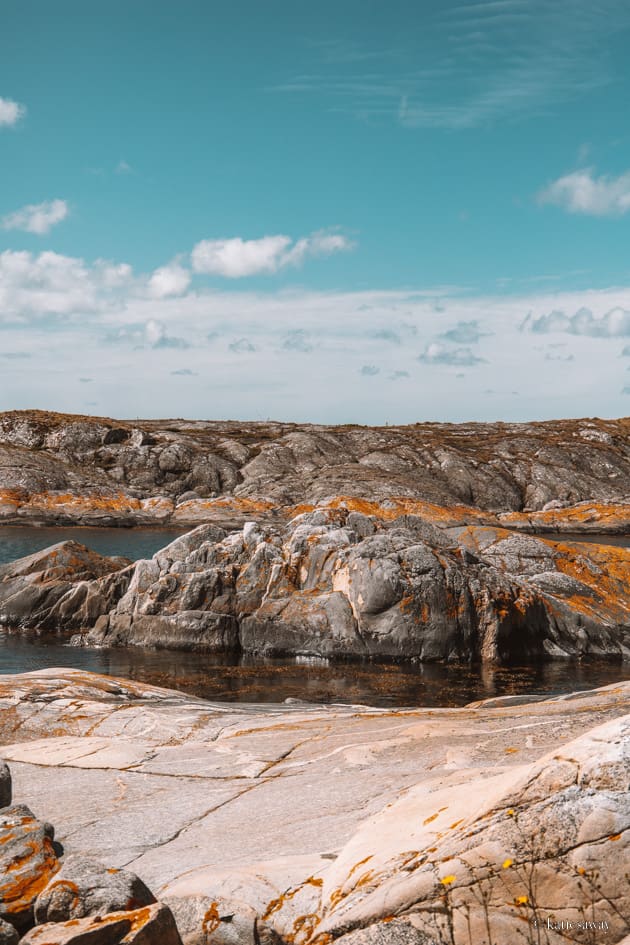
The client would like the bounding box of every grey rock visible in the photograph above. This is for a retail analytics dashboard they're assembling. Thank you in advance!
[163,895,283,945]
[34,855,156,924]
[334,922,439,945]
[0,761,10,809]
[0,919,18,945]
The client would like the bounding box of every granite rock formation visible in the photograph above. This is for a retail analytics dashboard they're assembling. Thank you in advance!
[0,411,628,533]
[1,511,628,662]
[0,670,628,944]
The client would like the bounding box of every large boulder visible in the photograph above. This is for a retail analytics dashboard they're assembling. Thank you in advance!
[163,894,282,945]
[0,805,60,932]
[34,855,156,924]
[0,762,10,809]
[20,902,182,944]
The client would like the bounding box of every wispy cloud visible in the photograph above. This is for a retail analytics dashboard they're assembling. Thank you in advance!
[0,96,26,127]
[272,1,627,129]
[538,167,630,216]
[2,199,69,235]
[191,230,353,278]
[439,319,490,343]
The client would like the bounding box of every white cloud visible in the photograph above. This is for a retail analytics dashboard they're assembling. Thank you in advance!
[191,230,353,278]
[538,168,630,216]
[0,96,26,127]
[418,343,485,366]
[2,199,69,235]
[148,262,191,298]
[530,306,630,337]
[3,243,630,423]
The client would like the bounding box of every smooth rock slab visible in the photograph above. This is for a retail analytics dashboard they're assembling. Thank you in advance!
[0,918,18,945]
[21,902,182,944]
[0,762,10,809]
[35,855,156,924]
[0,804,59,932]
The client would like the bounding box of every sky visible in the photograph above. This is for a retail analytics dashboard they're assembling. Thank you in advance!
[1,0,630,423]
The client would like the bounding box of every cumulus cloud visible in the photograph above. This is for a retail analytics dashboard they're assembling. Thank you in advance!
[539,168,630,216]
[1,351,30,359]
[229,337,257,353]
[389,370,409,380]
[2,199,69,235]
[418,343,485,366]
[282,329,313,352]
[0,96,25,127]
[191,229,353,278]
[621,345,630,357]
[171,368,198,376]
[360,364,380,375]
[148,262,191,299]
[439,319,489,344]
[530,307,630,337]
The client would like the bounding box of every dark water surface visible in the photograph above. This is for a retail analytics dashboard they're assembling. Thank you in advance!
[0,525,627,707]
[0,525,189,565]
[0,631,627,707]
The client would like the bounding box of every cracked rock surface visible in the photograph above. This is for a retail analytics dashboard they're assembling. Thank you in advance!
[0,670,628,944]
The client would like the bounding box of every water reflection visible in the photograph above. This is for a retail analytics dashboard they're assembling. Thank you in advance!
[0,631,627,707]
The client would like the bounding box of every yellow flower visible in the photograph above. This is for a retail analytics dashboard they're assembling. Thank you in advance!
[502,859,513,869]
[515,895,529,905]
[507,809,515,817]
[440,875,456,886]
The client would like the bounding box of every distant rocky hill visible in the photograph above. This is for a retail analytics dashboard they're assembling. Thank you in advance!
[0,411,629,531]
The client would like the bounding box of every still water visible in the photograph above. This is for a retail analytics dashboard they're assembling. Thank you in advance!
[0,631,627,707]
[0,525,189,565]
[0,525,627,707]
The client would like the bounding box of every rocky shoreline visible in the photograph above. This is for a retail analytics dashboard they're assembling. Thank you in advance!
[0,411,628,663]
[0,670,628,944]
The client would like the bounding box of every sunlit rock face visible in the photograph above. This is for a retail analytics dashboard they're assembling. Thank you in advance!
[0,510,628,663]
[0,411,629,530]
[0,672,628,945]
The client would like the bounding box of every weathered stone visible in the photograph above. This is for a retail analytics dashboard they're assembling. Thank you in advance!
[333,921,439,945]
[0,411,629,527]
[0,761,10,809]
[34,855,156,924]
[0,804,59,931]
[21,902,182,944]
[1,671,629,945]
[0,918,18,945]
[163,895,283,945]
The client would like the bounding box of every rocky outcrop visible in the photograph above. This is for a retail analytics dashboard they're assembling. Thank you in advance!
[0,543,130,633]
[1,511,628,662]
[1,411,629,531]
[0,806,59,932]
[0,671,628,944]
[34,857,155,925]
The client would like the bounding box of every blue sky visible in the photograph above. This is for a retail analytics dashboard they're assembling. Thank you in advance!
[1,0,630,422]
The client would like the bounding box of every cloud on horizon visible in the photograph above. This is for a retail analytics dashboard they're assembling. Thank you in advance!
[526,306,630,337]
